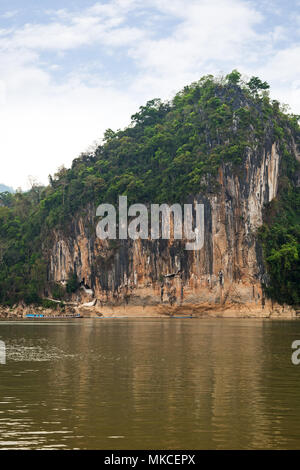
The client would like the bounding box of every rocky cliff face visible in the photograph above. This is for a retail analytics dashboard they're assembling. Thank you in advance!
[46,140,296,317]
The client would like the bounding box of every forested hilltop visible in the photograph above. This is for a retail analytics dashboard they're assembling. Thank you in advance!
[0,71,299,308]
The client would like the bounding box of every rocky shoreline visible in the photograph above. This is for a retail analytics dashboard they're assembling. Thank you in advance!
[0,300,298,319]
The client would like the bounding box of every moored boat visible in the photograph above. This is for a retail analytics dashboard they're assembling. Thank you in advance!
[25,313,82,319]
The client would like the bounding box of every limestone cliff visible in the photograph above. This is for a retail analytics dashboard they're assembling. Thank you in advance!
[47,141,295,317]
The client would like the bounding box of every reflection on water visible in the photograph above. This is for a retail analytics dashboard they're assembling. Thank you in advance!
[0,318,300,449]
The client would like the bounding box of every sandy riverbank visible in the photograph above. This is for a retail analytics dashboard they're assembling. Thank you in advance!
[80,302,298,319]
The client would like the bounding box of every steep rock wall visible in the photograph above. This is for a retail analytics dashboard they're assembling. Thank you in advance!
[47,143,288,315]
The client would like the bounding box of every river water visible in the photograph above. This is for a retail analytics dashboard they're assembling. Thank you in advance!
[0,318,300,449]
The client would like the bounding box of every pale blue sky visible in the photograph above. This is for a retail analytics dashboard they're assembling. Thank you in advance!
[0,0,299,188]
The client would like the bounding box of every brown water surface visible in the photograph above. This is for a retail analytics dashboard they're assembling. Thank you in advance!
[0,318,299,449]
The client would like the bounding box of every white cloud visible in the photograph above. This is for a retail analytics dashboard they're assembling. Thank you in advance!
[127,0,264,96]
[1,18,143,52]
[252,45,300,112]
[1,10,19,19]
[0,78,140,190]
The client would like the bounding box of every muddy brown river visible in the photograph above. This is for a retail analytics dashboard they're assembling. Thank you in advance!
[0,318,300,449]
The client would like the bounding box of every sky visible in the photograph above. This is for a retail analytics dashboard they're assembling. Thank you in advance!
[0,0,299,189]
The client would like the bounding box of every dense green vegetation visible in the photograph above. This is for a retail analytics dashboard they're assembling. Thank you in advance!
[0,71,299,306]
[259,183,300,305]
